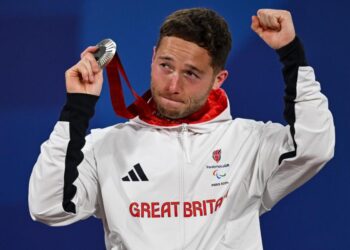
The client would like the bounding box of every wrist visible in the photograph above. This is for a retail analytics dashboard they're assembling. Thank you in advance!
[276,36,308,67]
[59,93,99,122]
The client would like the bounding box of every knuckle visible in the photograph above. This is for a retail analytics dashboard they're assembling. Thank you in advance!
[81,58,90,68]
[82,52,91,60]
[282,10,291,16]
[85,53,95,61]
[83,53,97,66]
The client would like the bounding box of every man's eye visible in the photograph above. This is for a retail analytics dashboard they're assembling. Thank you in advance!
[160,63,170,69]
[185,71,199,79]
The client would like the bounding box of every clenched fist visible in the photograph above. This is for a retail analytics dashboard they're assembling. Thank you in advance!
[65,46,104,96]
[251,9,296,49]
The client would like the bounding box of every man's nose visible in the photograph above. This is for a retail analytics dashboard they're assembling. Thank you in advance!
[167,72,181,93]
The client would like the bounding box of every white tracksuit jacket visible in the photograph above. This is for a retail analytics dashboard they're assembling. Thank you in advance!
[28,37,335,250]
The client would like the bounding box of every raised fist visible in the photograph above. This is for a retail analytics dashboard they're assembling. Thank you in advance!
[251,9,296,49]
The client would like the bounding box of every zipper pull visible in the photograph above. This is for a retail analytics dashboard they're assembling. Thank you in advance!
[181,123,188,134]
[181,124,191,163]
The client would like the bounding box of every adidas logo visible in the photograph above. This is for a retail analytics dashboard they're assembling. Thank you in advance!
[122,163,149,182]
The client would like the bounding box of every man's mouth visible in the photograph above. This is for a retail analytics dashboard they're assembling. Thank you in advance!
[161,96,185,105]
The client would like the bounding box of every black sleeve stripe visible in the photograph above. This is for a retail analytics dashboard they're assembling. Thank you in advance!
[276,36,308,165]
[59,93,99,213]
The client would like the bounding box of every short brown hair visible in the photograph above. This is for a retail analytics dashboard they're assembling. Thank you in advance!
[156,8,232,72]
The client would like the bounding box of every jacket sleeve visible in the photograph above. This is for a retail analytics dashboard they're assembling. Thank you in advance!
[28,93,100,226]
[256,37,335,214]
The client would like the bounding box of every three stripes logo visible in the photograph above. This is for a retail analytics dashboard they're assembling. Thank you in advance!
[122,163,149,182]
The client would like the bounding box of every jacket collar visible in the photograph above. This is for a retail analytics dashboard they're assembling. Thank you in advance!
[130,88,232,131]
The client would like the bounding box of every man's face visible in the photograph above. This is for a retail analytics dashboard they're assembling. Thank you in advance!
[151,36,228,119]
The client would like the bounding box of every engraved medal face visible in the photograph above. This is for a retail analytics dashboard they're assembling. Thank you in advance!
[94,38,117,68]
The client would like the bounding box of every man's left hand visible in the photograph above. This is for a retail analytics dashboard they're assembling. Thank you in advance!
[251,9,296,49]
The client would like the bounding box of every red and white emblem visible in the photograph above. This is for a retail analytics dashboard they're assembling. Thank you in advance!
[212,149,221,163]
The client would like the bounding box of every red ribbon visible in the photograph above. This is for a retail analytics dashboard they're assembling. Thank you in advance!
[106,53,152,119]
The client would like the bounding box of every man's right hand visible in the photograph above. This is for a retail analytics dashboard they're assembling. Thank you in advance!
[65,46,103,96]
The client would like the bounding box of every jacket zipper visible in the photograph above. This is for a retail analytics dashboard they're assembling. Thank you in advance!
[181,124,191,163]
[179,123,190,249]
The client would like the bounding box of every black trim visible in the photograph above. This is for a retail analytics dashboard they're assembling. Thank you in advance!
[276,36,308,165]
[60,93,99,213]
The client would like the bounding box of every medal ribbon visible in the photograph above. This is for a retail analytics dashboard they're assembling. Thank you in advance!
[105,53,152,119]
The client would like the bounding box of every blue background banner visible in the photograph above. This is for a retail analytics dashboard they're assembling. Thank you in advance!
[0,0,349,249]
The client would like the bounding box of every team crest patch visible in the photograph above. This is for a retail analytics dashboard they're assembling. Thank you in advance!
[207,149,229,187]
[212,149,221,163]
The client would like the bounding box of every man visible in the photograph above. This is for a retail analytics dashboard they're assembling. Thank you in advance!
[29,8,335,250]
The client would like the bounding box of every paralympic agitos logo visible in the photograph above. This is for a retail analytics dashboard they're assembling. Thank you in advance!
[213,169,226,179]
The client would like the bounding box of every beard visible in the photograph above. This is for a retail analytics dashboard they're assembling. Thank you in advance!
[151,83,212,120]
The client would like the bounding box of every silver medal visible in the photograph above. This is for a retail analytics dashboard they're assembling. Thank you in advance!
[94,38,117,68]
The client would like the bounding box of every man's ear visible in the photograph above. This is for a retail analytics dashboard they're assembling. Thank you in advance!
[152,46,157,63]
[213,70,229,89]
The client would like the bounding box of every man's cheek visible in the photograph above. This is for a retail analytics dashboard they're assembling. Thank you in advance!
[152,66,164,80]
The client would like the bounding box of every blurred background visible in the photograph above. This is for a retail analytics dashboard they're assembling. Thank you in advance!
[0,0,349,249]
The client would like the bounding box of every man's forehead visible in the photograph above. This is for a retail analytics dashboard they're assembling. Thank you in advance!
[157,36,208,53]
[155,37,213,67]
